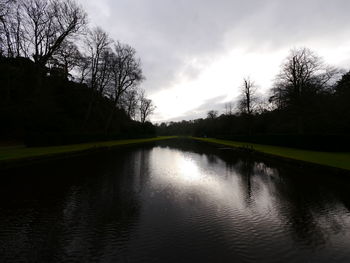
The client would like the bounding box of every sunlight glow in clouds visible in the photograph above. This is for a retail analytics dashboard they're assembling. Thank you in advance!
[151,43,350,122]
[77,0,350,123]
[151,48,287,121]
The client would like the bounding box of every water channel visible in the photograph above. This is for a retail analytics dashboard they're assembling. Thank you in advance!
[1,139,350,262]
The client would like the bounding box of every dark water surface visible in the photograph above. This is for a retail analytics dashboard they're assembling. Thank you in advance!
[1,139,350,263]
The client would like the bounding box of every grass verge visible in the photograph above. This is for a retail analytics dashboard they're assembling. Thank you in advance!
[192,137,350,171]
[0,136,177,166]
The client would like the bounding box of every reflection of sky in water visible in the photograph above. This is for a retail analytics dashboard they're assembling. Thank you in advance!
[141,146,350,256]
[148,147,280,215]
[1,143,350,262]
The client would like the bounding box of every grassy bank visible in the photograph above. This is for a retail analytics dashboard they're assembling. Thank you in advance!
[192,137,350,171]
[0,136,177,166]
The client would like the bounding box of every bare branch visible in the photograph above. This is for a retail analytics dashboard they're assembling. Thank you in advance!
[139,90,155,123]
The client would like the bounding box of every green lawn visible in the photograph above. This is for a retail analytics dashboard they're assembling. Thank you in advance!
[2,136,349,171]
[192,137,350,171]
[0,136,177,163]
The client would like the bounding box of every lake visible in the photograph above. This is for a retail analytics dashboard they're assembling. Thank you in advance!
[1,139,350,262]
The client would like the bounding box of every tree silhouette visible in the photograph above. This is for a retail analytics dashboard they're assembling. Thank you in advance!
[207,110,218,119]
[139,90,155,123]
[238,77,257,116]
[0,0,156,145]
[105,41,144,132]
[270,47,338,133]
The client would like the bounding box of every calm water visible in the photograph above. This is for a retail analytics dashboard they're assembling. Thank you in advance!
[1,139,350,263]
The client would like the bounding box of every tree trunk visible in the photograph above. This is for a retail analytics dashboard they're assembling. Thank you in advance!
[83,91,96,130]
[104,98,118,133]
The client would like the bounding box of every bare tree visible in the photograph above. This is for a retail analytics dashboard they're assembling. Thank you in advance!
[139,90,155,123]
[85,27,112,91]
[237,77,258,135]
[0,0,26,57]
[0,0,7,55]
[255,95,273,114]
[105,41,144,131]
[76,54,90,84]
[0,0,87,64]
[238,77,257,115]
[49,41,82,79]
[207,110,218,119]
[83,27,112,126]
[271,48,338,108]
[121,89,139,119]
[108,41,144,104]
[224,102,234,116]
[83,48,115,125]
[270,47,339,133]
[96,49,114,94]
[23,0,87,67]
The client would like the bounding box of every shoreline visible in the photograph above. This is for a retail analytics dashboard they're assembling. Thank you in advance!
[2,136,349,173]
[192,137,350,173]
[0,136,177,170]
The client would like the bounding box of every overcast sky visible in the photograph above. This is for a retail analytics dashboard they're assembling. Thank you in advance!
[77,0,350,122]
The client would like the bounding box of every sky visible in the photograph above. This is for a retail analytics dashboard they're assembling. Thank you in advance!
[77,0,350,122]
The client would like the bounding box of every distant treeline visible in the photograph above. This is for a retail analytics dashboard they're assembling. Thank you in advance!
[0,0,155,145]
[157,48,350,151]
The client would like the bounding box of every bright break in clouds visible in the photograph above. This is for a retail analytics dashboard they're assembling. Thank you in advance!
[78,0,350,122]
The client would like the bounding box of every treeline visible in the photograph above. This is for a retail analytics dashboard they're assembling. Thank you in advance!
[158,48,350,151]
[0,0,155,145]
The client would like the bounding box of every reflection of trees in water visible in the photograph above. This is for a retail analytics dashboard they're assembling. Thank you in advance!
[2,140,350,260]
[57,148,151,261]
[235,158,350,248]
[205,154,219,165]
[232,157,350,247]
[269,166,350,247]
[234,157,254,205]
[157,139,350,248]
[0,148,151,262]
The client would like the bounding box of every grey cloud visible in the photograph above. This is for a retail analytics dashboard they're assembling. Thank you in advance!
[166,95,228,122]
[83,0,350,88]
[81,0,275,92]
[79,0,350,120]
